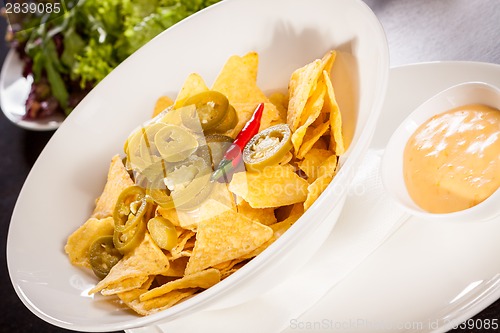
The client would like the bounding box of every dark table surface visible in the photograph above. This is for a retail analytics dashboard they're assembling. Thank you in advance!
[1,1,500,332]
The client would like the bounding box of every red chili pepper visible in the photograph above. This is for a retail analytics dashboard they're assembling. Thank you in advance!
[211,102,265,181]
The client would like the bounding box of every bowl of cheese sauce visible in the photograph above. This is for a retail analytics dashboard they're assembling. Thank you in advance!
[382,82,500,222]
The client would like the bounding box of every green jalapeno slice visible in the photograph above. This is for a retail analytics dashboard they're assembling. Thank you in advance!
[113,186,148,233]
[154,124,199,163]
[242,124,293,172]
[182,91,229,131]
[89,235,123,279]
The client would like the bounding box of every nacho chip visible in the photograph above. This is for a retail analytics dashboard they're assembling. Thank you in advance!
[163,256,189,277]
[152,96,174,118]
[244,203,304,258]
[304,174,333,211]
[296,121,330,159]
[64,217,114,269]
[237,200,277,226]
[229,165,309,208]
[92,155,135,219]
[118,287,197,316]
[291,79,326,152]
[185,209,273,275]
[287,50,336,132]
[212,52,266,105]
[89,233,170,295]
[298,148,334,181]
[100,276,150,296]
[140,268,220,301]
[174,73,209,108]
[323,70,345,155]
[268,91,288,124]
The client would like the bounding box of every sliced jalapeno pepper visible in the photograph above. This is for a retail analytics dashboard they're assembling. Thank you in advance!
[208,104,238,134]
[182,91,229,131]
[89,235,123,279]
[113,185,148,233]
[113,218,146,254]
[147,216,178,251]
[242,124,293,172]
[155,124,199,162]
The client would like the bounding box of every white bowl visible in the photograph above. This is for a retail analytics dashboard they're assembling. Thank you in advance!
[7,0,389,331]
[381,82,500,223]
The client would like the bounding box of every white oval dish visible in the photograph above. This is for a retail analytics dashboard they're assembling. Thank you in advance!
[381,81,500,223]
[6,0,389,331]
[0,49,65,131]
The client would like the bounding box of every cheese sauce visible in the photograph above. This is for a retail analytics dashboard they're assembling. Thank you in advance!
[403,104,500,213]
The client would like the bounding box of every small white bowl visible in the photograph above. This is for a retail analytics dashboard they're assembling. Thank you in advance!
[381,81,500,223]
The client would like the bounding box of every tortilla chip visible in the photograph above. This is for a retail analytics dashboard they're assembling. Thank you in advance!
[244,203,304,258]
[212,52,268,105]
[287,51,336,132]
[291,79,326,152]
[89,233,170,295]
[304,174,333,211]
[173,73,210,109]
[296,121,330,159]
[140,268,220,301]
[185,209,273,275]
[298,148,334,181]
[118,287,197,316]
[268,92,288,124]
[64,217,114,269]
[323,70,345,155]
[237,200,277,226]
[228,165,309,208]
[152,96,174,118]
[92,155,134,219]
[163,256,189,277]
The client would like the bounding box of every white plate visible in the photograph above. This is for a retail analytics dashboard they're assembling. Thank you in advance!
[0,49,64,130]
[128,61,500,333]
[6,0,389,331]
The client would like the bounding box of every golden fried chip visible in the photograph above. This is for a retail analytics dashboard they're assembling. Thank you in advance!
[237,200,277,226]
[244,203,304,258]
[212,52,267,105]
[169,229,196,260]
[296,121,330,159]
[64,217,114,269]
[287,50,335,132]
[118,287,197,316]
[185,209,273,275]
[100,276,149,296]
[152,96,174,118]
[291,79,326,152]
[89,233,170,295]
[268,91,288,124]
[92,155,134,219]
[229,165,309,208]
[140,268,220,301]
[298,148,334,181]
[323,70,345,155]
[163,256,189,277]
[304,174,333,211]
[174,73,209,108]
